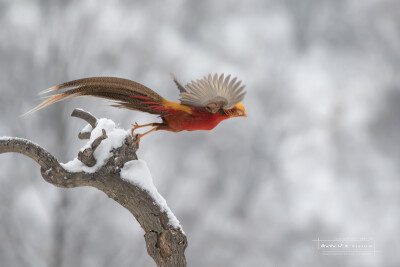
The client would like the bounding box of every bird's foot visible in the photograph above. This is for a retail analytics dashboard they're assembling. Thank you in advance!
[130,122,140,136]
[129,126,158,149]
[130,123,142,148]
[133,133,143,149]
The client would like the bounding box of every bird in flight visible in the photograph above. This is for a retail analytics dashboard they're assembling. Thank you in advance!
[26,73,247,145]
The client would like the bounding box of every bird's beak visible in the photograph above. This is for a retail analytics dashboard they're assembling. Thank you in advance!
[237,111,247,118]
[229,108,247,118]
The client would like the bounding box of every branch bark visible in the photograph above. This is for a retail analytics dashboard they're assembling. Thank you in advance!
[0,109,187,267]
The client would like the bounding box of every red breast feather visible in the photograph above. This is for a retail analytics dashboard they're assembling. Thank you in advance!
[164,106,228,132]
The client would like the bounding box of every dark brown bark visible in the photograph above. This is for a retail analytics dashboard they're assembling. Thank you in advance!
[0,109,187,267]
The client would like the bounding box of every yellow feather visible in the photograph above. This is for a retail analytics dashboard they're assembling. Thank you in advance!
[162,99,192,114]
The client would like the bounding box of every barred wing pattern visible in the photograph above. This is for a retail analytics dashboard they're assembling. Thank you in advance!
[179,74,246,113]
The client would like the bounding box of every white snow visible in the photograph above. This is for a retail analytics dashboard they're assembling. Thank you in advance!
[0,136,13,141]
[61,118,129,173]
[120,159,182,230]
[60,118,181,229]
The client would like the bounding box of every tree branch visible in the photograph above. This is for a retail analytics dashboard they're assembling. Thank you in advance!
[0,109,187,267]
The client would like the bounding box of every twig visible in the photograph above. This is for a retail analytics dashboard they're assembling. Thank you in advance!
[71,108,97,128]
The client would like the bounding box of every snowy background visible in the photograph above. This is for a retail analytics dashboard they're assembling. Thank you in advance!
[1,0,400,266]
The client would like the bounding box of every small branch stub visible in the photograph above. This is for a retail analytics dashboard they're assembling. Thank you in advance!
[71,108,97,128]
[78,131,91,140]
[77,129,107,167]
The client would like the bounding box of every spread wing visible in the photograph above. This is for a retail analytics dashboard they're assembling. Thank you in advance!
[175,73,246,113]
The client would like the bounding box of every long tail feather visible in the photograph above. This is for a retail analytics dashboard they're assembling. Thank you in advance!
[24,77,168,116]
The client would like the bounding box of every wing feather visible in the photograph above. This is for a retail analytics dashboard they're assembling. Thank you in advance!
[179,73,246,110]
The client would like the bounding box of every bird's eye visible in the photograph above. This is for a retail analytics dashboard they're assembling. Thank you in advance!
[218,109,225,115]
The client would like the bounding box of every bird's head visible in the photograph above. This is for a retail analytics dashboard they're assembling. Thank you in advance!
[223,102,247,118]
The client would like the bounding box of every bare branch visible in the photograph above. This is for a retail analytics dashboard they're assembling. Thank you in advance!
[71,108,97,128]
[0,109,187,267]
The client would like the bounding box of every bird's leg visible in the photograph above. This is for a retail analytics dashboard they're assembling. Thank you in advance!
[130,122,166,148]
[130,122,157,136]
[134,127,158,148]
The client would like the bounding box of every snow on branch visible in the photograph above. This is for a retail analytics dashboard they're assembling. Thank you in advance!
[0,108,187,267]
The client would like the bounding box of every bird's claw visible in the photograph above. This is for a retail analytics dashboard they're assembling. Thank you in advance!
[129,122,157,149]
[130,122,140,136]
[133,133,142,149]
[130,122,144,148]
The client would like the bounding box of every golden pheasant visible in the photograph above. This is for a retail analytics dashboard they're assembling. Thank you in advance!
[26,73,247,144]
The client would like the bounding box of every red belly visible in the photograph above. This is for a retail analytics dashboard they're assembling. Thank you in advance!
[164,109,228,132]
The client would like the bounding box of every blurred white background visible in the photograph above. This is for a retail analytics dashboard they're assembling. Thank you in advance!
[0,0,399,266]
